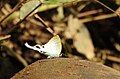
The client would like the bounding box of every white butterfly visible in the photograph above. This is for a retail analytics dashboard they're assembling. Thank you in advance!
[25,35,62,58]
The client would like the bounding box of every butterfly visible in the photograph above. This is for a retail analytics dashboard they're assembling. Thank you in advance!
[25,35,62,58]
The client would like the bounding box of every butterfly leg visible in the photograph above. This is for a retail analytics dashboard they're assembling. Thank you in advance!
[47,56,52,58]
[60,53,63,56]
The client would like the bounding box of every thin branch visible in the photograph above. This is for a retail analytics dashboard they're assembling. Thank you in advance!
[94,0,120,17]
[0,35,11,41]
[106,55,120,63]
[1,45,28,67]
[77,9,102,18]
[80,13,117,23]
[3,1,42,34]
[34,14,56,36]
[0,0,24,24]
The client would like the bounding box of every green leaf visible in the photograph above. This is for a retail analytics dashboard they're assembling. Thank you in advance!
[44,0,79,4]
[20,0,41,20]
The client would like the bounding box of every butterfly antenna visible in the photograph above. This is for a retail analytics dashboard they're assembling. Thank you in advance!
[25,42,34,49]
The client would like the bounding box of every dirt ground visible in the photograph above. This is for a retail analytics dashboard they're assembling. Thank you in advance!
[11,58,120,79]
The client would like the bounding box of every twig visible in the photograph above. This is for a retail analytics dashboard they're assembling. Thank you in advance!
[94,0,120,17]
[106,55,120,63]
[0,0,24,24]
[2,1,42,34]
[0,35,11,41]
[77,9,102,18]
[34,14,56,36]
[80,13,117,23]
[1,45,28,67]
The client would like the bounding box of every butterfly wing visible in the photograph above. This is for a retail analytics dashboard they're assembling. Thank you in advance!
[42,35,62,57]
[25,35,62,58]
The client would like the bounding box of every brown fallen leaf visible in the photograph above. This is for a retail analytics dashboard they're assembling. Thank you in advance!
[64,15,95,59]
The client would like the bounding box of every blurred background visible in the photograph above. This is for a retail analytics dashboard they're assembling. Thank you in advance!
[0,0,120,79]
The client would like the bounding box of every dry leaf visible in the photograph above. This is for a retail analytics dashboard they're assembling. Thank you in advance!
[65,15,95,59]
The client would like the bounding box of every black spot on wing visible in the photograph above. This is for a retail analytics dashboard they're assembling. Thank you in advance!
[35,46,41,49]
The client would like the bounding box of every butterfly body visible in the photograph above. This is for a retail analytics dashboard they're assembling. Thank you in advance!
[25,35,62,58]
